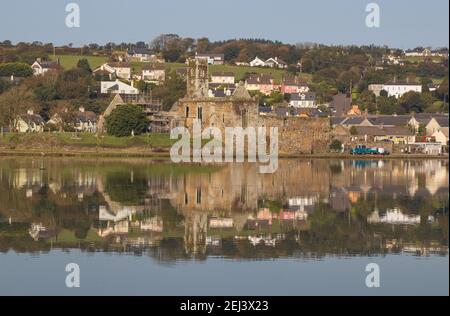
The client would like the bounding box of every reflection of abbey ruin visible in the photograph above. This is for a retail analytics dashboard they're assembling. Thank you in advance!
[0,158,448,258]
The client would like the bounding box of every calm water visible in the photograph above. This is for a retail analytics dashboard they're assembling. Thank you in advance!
[0,158,448,295]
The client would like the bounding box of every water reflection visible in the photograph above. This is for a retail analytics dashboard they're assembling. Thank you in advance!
[0,158,448,261]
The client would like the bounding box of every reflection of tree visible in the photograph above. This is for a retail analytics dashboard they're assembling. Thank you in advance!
[104,169,148,205]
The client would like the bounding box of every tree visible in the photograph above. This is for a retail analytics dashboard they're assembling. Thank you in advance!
[0,86,38,130]
[329,139,343,152]
[0,62,33,77]
[350,126,358,136]
[76,58,92,76]
[105,104,148,137]
[152,71,186,110]
[399,91,425,113]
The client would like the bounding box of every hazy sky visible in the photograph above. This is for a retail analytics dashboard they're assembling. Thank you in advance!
[0,0,448,49]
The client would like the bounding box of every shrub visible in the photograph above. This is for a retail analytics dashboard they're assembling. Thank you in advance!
[329,139,343,152]
[105,104,149,137]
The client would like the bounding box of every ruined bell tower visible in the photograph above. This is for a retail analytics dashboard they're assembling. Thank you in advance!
[186,57,209,98]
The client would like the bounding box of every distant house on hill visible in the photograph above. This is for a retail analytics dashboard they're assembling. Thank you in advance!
[31,58,61,76]
[101,80,139,95]
[249,57,266,67]
[141,63,166,83]
[211,72,235,84]
[249,56,288,69]
[93,62,132,80]
[281,76,309,94]
[195,53,225,65]
[245,74,275,95]
[382,78,422,98]
[264,57,287,69]
[127,48,155,62]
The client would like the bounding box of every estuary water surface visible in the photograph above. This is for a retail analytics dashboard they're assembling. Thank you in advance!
[0,158,448,295]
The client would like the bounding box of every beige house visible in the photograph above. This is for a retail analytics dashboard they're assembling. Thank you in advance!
[141,63,166,83]
[432,128,449,146]
[426,117,449,135]
[211,72,235,84]
[15,110,45,133]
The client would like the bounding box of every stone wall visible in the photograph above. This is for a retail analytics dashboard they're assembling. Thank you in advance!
[259,115,331,154]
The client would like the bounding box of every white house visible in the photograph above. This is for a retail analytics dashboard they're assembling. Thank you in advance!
[127,48,154,62]
[74,107,97,132]
[141,63,166,83]
[101,80,139,95]
[31,58,60,76]
[14,109,45,133]
[93,62,132,80]
[195,53,224,65]
[382,79,422,98]
[211,72,235,84]
[249,57,266,67]
[289,92,317,108]
[264,57,288,69]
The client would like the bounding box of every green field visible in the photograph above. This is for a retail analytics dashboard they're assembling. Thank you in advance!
[51,54,309,84]
[50,54,108,70]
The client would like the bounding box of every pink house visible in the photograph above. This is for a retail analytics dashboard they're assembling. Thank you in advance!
[245,74,276,95]
[281,76,310,94]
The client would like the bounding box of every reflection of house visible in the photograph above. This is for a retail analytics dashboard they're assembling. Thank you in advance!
[29,223,55,241]
[368,209,433,225]
[209,217,234,228]
[140,216,163,232]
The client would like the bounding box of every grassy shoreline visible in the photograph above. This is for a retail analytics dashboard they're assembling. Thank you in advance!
[1,133,447,160]
[0,148,447,160]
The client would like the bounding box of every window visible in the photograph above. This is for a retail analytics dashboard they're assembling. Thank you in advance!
[196,188,202,205]
[185,106,189,118]
[197,107,203,120]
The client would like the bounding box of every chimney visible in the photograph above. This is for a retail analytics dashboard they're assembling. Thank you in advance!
[27,109,34,115]
[79,106,85,113]
[37,58,42,63]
